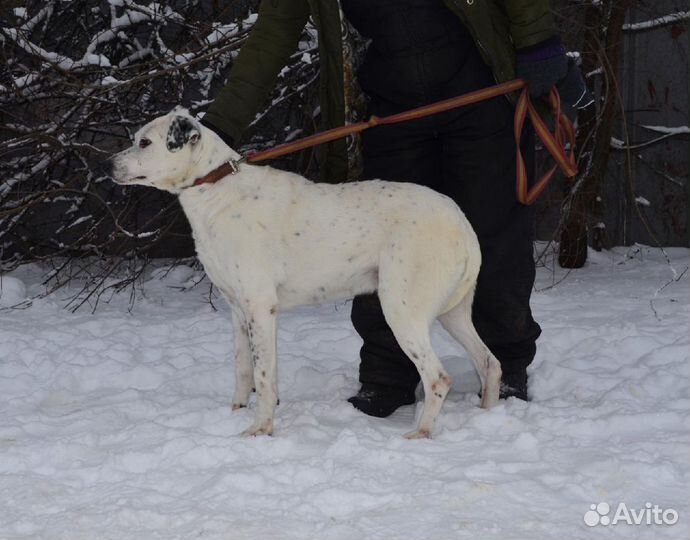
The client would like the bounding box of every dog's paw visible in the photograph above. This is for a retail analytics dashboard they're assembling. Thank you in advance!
[231,403,247,411]
[403,428,431,440]
[479,386,499,409]
[240,421,273,437]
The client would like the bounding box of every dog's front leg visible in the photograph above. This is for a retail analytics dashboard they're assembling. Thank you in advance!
[230,307,254,410]
[240,300,278,437]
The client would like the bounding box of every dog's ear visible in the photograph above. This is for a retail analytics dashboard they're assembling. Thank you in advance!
[166,115,201,152]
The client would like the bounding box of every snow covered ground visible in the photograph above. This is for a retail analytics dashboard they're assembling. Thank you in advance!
[1,245,688,540]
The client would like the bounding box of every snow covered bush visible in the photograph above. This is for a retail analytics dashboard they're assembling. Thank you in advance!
[0,0,318,279]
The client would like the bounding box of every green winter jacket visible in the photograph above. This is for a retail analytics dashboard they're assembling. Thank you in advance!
[204,0,557,182]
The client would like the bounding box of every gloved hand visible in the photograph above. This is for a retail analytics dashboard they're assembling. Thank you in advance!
[516,36,593,120]
[516,35,568,98]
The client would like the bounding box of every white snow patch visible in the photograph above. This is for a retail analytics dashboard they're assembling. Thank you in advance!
[640,125,690,136]
[0,275,27,307]
[623,11,690,31]
[0,246,688,539]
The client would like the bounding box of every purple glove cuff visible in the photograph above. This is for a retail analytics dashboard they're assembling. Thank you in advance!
[516,35,566,63]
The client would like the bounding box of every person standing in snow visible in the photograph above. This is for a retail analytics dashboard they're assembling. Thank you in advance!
[201,0,591,416]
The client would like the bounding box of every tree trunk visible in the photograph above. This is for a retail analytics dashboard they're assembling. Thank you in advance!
[558,0,630,268]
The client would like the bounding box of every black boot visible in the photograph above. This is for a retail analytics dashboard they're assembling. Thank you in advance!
[499,371,529,401]
[348,382,417,418]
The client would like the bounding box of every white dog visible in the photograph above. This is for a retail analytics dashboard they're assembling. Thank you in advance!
[109,108,501,438]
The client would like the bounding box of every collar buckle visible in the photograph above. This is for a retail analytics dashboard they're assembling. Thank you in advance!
[227,156,244,175]
[189,156,245,189]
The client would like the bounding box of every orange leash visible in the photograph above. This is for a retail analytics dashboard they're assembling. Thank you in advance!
[513,85,577,204]
[240,79,578,205]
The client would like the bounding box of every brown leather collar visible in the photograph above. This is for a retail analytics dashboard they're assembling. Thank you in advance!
[190,158,243,188]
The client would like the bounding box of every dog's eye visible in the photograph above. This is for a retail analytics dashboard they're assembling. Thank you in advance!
[139,138,152,149]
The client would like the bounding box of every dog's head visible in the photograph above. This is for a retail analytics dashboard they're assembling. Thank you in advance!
[108,107,206,194]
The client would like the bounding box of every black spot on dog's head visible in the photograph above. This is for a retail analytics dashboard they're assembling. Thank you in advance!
[166,115,200,152]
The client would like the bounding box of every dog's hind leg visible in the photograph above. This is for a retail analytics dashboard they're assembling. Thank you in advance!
[377,264,452,439]
[439,289,501,409]
[239,297,279,437]
[230,307,254,410]
[381,313,451,439]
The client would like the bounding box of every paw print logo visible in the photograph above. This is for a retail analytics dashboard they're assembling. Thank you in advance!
[584,502,611,527]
